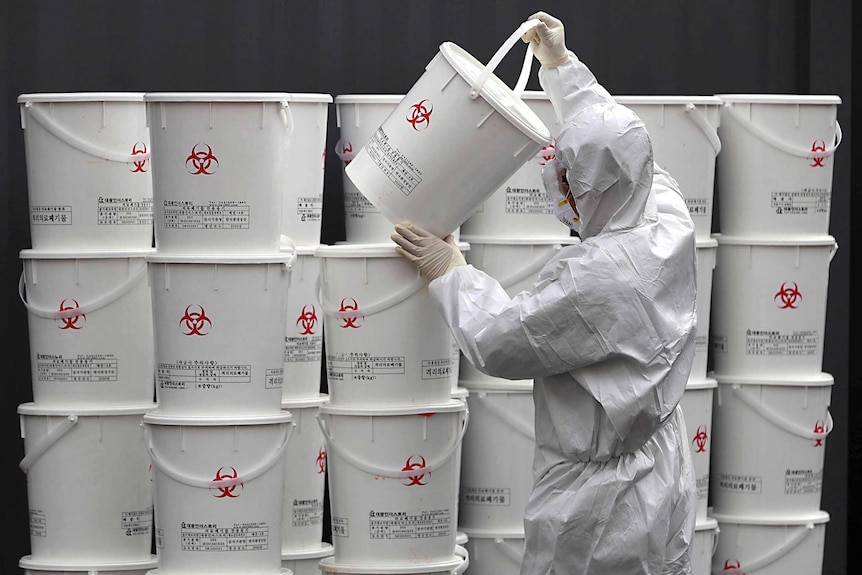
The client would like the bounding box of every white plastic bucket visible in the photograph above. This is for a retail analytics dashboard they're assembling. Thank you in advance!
[283,245,324,400]
[315,243,462,407]
[460,528,525,575]
[18,402,156,564]
[19,249,155,407]
[711,511,829,575]
[710,373,833,518]
[18,93,154,252]
[282,543,334,575]
[709,234,837,377]
[143,411,295,574]
[615,96,722,241]
[715,95,841,238]
[679,378,717,521]
[280,395,330,552]
[19,556,158,575]
[318,547,468,575]
[457,381,534,532]
[145,92,294,254]
[147,251,295,416]
[457,236,577,388]
[691,517,719,575]
[335,95,405,244]
[282,93,333,246]
[345,21,552,239]
[691,238,717,383]
[459,91,568,240]
[318,401,468,567]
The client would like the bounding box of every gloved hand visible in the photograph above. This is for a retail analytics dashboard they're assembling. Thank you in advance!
[521,11,569,68]
[391,222,466,281]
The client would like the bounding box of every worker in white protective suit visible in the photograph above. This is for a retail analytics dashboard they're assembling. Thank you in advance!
[391,11,698,575]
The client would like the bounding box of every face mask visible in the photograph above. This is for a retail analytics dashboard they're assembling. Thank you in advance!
[543,159,581,233]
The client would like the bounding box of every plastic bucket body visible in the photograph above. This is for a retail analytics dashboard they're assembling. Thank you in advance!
[457,382,534,532]
[679,378,717,521]
[615,96,722,241]
[710,373,833,518]
[715,94,841,238]
[709,234,837,377]
[318,400,468,567]
[283,246,324,400]
[143,411,295,574]
[282,543,334,575]
[20,249,155,407]
[282,94,332,246]
[280,395,330,552]
[145,93,294,254]
[18,93,154,252]
[19,555,158,575]
[711,511,829,575]
[691,517,719,575]
[460,91,568,240]
[148,252,294,416]
[345,23,552,240]
[315,243,460,407]
[18,403,157,564]
[691,238,717,383]
[460,528,525,575]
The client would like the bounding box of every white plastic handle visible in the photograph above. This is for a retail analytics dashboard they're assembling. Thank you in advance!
[721,102,842,159]
[470,19,540,100]
[494,244,560,290]
[24,102,151,163]
[19,414,79,473]
[493,537,525,566]
[19,263,147,320]
[279,100,294,150]
[316,408,469,479]
[720,520,816,574]
[143,421,295,489]
[279,235,299,271]
[684,103,722,155]
[473,393,535,441]
[730,384,833,442]
[317,274,427,319]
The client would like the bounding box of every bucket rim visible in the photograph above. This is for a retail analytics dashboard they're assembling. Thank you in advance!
[317,241,470,258]
[459,234,580,246]
[715,93,841,105]
[281,393,330,410]
[143,92,292,102]
[319,397,467,416]
[461,380,534,393]
[695,237,719,249]
[19,555,159,571]
[20,248,155,260]
[695,516,719,531]
[685,377,718,390]
[17,401,157,416]
[18,92,146,103]
[710,510,830,526]
[142,411,294,426]
[318,555,464,574]
[712,233,836,247]
[438,41,552,146]
[710,371,834,387]
[459,526,526,539]
[451,387,470,399]
[334,94,405,104]
[284,93,333,103]
[145,252,295,264]
[615,95,723,106]
[280,541,335,561]
[147,570,291,575]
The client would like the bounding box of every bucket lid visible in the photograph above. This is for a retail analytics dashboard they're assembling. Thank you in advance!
[686,377,718,390]
[695,237,718,249]
[456,531,469,545]
[145,252,295,264]
[695,516,719,531]
[716,94,841,105]
[17,402,157,417]
[319,555,463,574]
[19,555,159,572]
[614,95,723,106]
[713,233,836,247]
[710,510,830,526]
[142,411,294,426]
[281,541,334,561]
[334,94,404,104]
[451,387,469,399]
[460,379,534,393]
[18,92,146,103]
[459,526,526,539]
[143,92,292,102]
[316,241,470,259]
[20,248,155,260]
[711,371,834,388]
[281,393,330,410]
[460,234,580,247]
[284,93,333,103]
[319,397,467,416]
[439,42,552,146]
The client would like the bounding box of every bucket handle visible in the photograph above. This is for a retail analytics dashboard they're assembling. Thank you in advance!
[23,102,152,164]
[721,102,842,160]
[317,274,427,319]
[494,244,560,291]
[19,414,79,473]
[279,100,295,149]
[19,262,147,320]
[473,392,535,441]
[493,537,524,566]
[453,544,470,575]
[729,384,833,443]
[719,520,817,574]
[470,19,540,100]
[142,420,295,489]
[316,407,469,479]
[684,103,722,155]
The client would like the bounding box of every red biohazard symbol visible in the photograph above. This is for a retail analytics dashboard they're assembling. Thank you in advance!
[129,142,149,173]
[338,298,363,329]
[536,141,556,165]
[316,446,327,474]
[180,305,212,336]
[813,420,826,447]
[722,559,744,574]
[774,282,802,309]
[57,299,85,330]
[692,425,709,453]
[402,455,428,486]
[809,140,827,167]
[212,466,242,498]
[296,305,318,335]
[406,99,433,131]
[185,143,219,175]
[340,141,353,165]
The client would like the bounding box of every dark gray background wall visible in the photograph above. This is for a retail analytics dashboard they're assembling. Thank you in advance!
[2,1,855,574]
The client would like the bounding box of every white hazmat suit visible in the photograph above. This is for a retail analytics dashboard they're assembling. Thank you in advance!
[392,12,698,575]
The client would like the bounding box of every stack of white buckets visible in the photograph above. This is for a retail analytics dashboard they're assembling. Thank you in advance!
[707,95,841,575]
[16,93,159,575]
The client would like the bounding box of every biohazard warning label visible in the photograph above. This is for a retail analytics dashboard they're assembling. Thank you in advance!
[368,509,451,539]
[685,197,710,217]
[771,188,830,216]
[504,187,552,215]
[157,362,253,389]
[422,358,455,380]
[715,473,761,494]
[97,197,154,225]
[745,330,819,356]
[292,498,323,527]
[696,476,709,502]
[31,205,72,225]
[331,516,349,538]
[296,196,322,222]
[364,127,423,196]
[462,486,511,506]
[284,335,323,363]
[29,509,46,537]
[36,354,118,382]
[180,522,269,552]
[326,353,406,382]
[784,468,822,495]
[162,200,250,230]
[122,507,153,537]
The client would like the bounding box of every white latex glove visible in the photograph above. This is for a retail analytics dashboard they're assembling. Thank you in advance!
[521,11,569,68]
[391,222,466,281]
